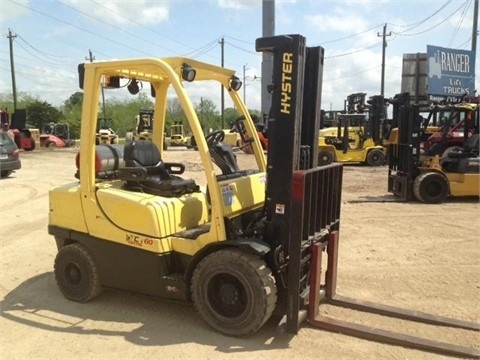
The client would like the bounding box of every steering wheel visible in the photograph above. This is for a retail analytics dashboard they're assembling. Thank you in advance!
[205,130,225,148]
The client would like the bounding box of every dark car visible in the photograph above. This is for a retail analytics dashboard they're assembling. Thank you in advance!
[0,131,21,178]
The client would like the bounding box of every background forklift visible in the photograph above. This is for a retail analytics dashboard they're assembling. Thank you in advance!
[388,93,479,203]
[421,100,479,156]
[317,93,386,166]
[168,121,191,148]
[47,35,478,357]
[125,109,154,142]
[0,108,37,151]
[95,118,119,145]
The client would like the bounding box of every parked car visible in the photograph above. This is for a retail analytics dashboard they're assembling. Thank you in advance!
[0,130,21,178]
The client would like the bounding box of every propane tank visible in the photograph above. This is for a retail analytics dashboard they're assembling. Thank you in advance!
[75,144,124,178]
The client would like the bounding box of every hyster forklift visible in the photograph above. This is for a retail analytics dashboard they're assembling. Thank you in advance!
[317,93,386,166]
[48,35,478,357]
[388,93,479,203]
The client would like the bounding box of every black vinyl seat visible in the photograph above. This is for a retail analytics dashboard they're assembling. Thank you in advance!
[447,134,479,159]
[118,140,199,197]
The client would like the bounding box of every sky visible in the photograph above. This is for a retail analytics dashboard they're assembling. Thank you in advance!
[0,0,478,114]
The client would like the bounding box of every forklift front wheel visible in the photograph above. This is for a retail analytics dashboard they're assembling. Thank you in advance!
[54,243,102,303]
[413,172,449,204]
[318,150,334,166]
[191,248,277,337]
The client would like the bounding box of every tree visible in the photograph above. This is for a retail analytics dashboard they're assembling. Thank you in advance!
[196,97,219,133]
[63,92,83,139]
[26,100,63,129]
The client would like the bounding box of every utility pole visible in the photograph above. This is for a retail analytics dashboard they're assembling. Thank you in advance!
[7,29,18,112]
[219,37,225,129]
[243,64,249,104]
[377,23,391,96]
[472,0,478,53]
[86,49,106,120]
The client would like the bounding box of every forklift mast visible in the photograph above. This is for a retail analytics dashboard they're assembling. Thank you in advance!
[346,93,367,113]
[367,95,386,145]
[387,95,421,200]
[256,34,343,333]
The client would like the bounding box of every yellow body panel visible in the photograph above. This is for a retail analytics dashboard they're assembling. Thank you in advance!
[447,173,480,197]
[218,172,267,218]
[49,182,87,233]
[96,183,209,238]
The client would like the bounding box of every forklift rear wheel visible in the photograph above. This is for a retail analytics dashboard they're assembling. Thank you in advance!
[366,149,385,166]
[191,248,277,337]
[413,172,449,204]
[318,150,334,166]
[54,243,102,303]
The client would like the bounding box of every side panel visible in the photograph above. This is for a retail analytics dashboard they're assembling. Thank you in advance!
[447,173,480,196]
[218,172,267,218]
[51,227,188,301]
[49,183,88,233]
[96,185,209,239]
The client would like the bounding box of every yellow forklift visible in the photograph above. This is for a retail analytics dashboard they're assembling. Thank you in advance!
[318,93,387,166]
[388,93,479,203]
[48,35,478,357]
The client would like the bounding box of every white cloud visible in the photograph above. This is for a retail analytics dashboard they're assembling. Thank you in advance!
[306,12,370,34]
[217,0,261,10]
[0,0,30,23]
[63,0,170,26]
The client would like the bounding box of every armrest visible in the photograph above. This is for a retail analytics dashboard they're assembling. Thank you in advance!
[117,167,147,181]
[165,162,185,174]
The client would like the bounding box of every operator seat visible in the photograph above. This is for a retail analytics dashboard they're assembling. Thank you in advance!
[447,134,479,159]
[118,140,199,197]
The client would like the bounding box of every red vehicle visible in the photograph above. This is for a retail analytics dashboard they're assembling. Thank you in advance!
[235,116,269,154]
[0,109,35,151]
[422,101,479,156]
[40,123,75,148]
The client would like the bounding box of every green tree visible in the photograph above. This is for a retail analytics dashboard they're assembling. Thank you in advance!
[103,92,154,136]
[196,97,219,134]
[63,92,83,139]
[26,100,63,129]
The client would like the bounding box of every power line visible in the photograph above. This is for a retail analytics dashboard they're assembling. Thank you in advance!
[324,41,382,59]
[7,0,155,57]
[389,0,453,30]
[314,24,384,46]
[393,1,468,37]
[324,65,381,82]
[448,0,472,47]
[88,0,193,51]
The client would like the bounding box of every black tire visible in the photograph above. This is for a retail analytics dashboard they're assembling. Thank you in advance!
[318,150,334,166]
[0,170,12,178]
[413,172,449,204]
[366,149,385,166]
[47,142,57,148]
[54,243,102,303]
[191,248,277,337]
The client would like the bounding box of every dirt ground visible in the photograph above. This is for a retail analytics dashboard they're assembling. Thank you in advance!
[0,146,479,360]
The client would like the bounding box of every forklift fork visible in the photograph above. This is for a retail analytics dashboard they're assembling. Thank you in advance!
[308,232,480,358]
